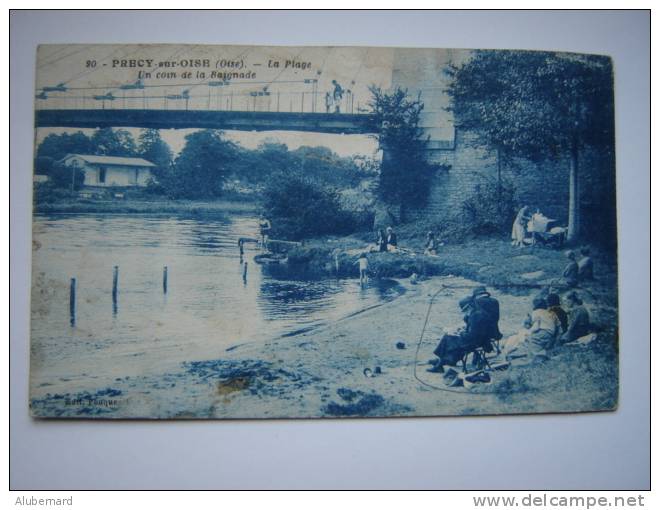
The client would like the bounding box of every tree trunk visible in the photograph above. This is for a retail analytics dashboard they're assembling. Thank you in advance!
[567,140,580,242]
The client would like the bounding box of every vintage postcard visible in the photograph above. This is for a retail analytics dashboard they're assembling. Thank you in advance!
[30,44,618,419]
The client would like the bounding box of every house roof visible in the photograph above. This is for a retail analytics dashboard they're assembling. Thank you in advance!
[62,154,156,167]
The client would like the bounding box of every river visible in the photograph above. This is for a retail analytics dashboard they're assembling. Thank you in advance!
[29,213,404,400]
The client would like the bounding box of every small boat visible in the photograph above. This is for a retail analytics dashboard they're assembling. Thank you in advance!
[254,253,287,265]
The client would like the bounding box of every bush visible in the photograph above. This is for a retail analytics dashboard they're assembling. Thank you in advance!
[461,175,517,236]
[262,173,358,240]
[33,182,72,205]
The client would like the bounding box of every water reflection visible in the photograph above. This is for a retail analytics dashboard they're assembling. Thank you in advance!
[31,213,405,385]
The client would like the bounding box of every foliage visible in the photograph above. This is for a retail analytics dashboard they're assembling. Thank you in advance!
[137,129,173,178]
[461,175,518,236]
[164,129,237,199]
[36,131,94,162]
[367,86,435,208]
[91,127,139,157]
[46,161,86,190]
[446,50,615,241]
[262,172,357,240]
[33,181,77,204]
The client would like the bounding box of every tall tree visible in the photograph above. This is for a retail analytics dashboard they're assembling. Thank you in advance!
[36,131,93,162]
[137,129,173,178]
[91,128,138,157]
[367,86,434,215]
[171,129,236,198]
[446,50,614,242]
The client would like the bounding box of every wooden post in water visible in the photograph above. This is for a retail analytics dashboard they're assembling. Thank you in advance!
[112,266,119,314]
[69,278,76,327]
[163,266,168,294]
[242,261,248,283]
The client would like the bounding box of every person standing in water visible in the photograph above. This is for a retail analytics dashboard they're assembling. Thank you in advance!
[258,215,271,249]
[356,253,369,285]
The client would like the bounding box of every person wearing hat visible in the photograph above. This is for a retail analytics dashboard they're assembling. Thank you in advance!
[562,250,579,288]
[472,286,502,350]
[428,295,491,373]
[560,291,591,344]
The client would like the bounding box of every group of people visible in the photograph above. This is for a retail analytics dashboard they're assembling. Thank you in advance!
[562,247,594,287]
[502,289,591,361]
[375,227,398,252]
[428,285,592,375]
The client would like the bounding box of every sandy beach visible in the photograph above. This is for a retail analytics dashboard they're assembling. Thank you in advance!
[31,271,618,419]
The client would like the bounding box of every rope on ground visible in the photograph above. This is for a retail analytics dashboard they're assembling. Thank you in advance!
[412,285,471,394]
[412,285,528,396]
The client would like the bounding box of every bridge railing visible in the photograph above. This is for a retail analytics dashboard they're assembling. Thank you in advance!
[35,89,368,115]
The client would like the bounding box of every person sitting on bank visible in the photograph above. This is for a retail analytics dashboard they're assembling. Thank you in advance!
[562,250,579,288]
[428,296,491,373]
[472,286,503,351]
[547,292,569,334]
[386,227,398,251]
[578,246,594,280]
[504,297,560,360]
[376,229,387,252]
[424,231,438,255]
[355,253,368,285]
[560,291,591,344]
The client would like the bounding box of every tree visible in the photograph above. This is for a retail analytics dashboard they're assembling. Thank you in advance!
[36,131,93,162]
[170,129,236,198]
[91,128,138,157]
[137,129,173,178]
[367,86,435,215]
[446,50,614,242]
[262,172,354,240]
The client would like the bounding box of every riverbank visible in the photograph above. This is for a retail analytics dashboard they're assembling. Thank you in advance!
[34,197,260,215]
[29,225,619,419]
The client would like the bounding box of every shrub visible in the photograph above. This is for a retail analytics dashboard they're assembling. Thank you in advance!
[33,182,72,205]
[461,175,517,236]
[262,173,357,240]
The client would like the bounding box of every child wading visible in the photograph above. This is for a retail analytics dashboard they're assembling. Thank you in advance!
[356,253,368,285]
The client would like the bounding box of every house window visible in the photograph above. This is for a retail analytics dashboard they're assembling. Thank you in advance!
[135,168,139,185]
[99,167,106,184]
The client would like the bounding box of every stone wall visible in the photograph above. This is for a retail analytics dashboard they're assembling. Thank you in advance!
[409,129,613,234]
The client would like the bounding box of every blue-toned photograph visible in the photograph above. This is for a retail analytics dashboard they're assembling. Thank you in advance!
[29,44,618,419]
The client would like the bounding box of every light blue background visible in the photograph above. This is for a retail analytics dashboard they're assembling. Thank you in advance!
[10,10,650,489]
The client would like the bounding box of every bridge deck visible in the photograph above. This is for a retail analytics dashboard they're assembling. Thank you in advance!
[35,109,377,134]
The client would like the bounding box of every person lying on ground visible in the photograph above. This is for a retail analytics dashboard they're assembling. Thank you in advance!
[547,292,568,333]
[578,246,594,280]
[560,291,591,344]
[562,250,579,288]
[428,296,491,373]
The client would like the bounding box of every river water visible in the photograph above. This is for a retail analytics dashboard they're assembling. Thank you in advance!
[30,213,403,397]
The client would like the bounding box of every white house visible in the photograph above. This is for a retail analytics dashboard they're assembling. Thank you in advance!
[60,154,156,187]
